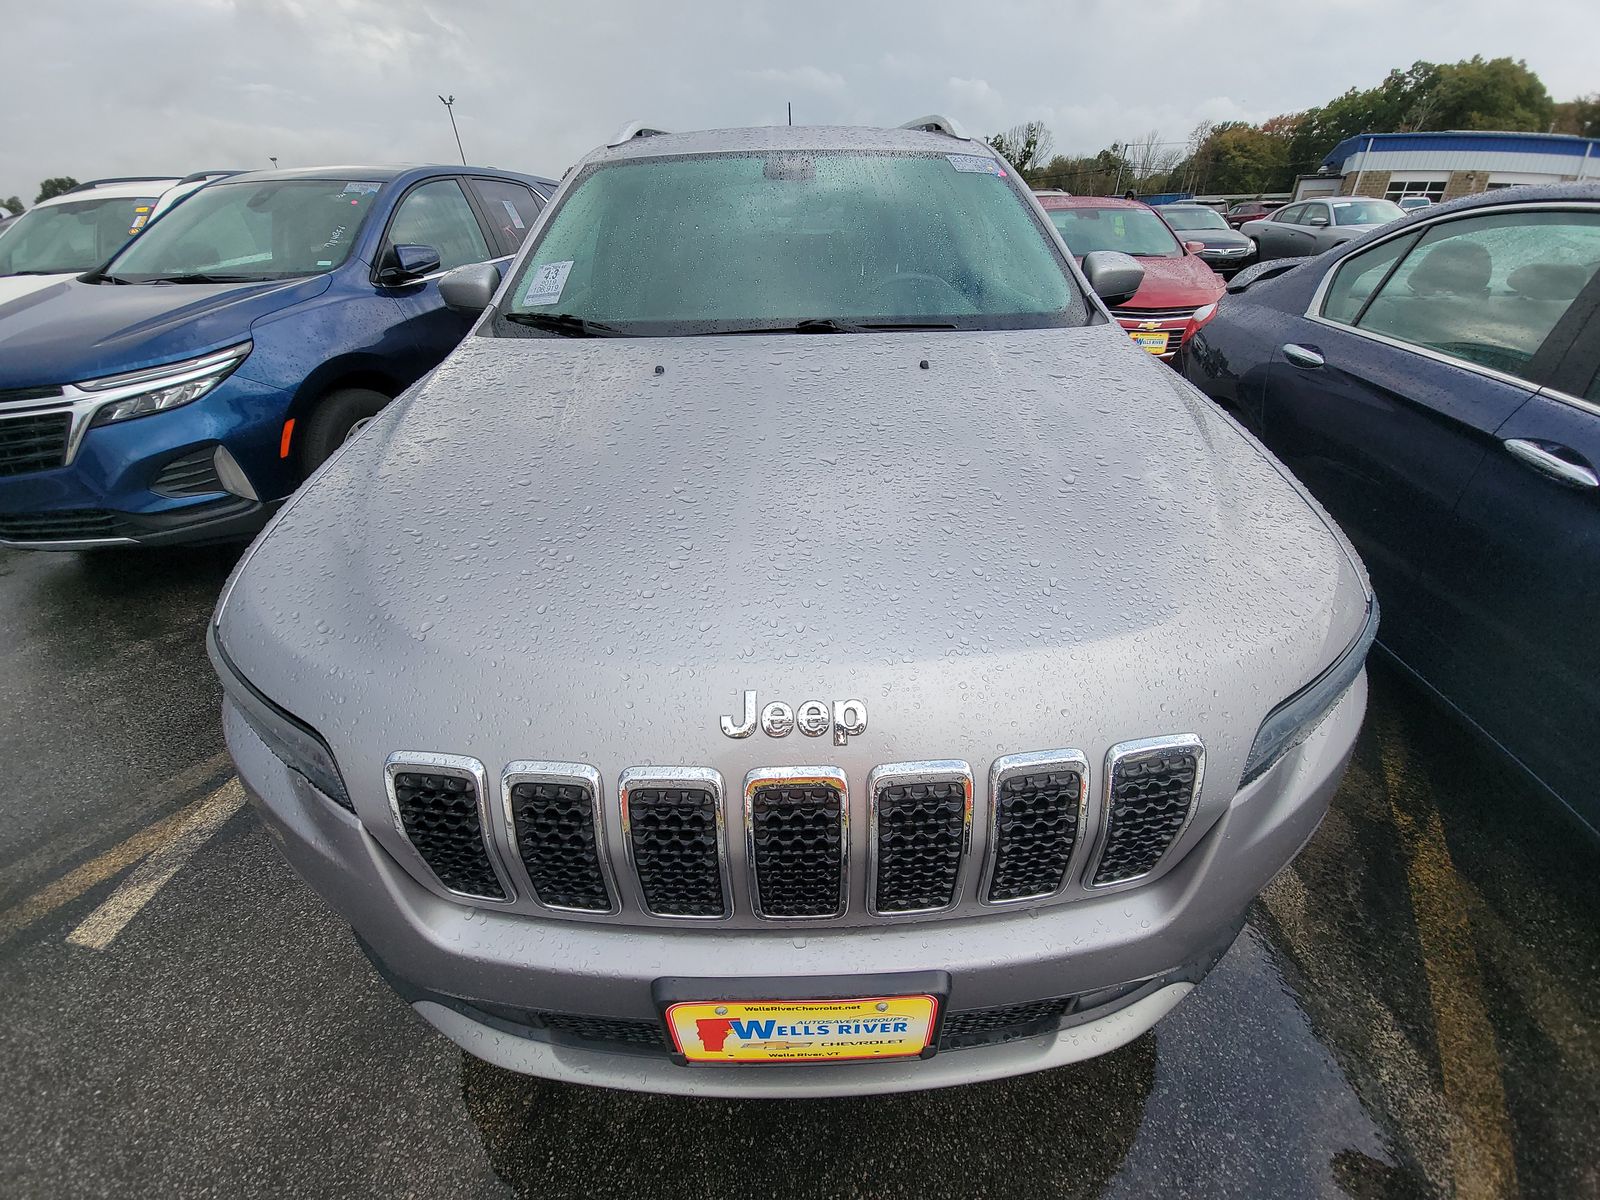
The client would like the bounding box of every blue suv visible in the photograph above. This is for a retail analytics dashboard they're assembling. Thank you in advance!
[0,164,554,548]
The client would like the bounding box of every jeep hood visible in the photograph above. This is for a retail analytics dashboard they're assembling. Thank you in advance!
[218,324,1368,818]
[0,274,330,388]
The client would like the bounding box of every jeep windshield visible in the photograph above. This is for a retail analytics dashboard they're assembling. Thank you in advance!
[491,150,1088,337]
[0,195,160,276]
[99,178,383,283]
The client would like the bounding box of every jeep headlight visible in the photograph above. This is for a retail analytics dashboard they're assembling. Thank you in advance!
[1240,599,1379,786]
[84,342,251,427]
[208,626,353,811]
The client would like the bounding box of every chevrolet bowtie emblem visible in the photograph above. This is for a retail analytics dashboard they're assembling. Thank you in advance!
[1140,320,1162,330]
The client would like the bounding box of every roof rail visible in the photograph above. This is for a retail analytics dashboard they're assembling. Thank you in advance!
[174,170,246,186]
[898,115,970,141]
[608,122,672,148]
[65,176,179,194]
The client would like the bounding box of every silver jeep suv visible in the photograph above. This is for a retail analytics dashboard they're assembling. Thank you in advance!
[210,116,1375,1096]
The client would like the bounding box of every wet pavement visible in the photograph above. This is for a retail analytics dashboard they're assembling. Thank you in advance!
[0,541,1596,1199]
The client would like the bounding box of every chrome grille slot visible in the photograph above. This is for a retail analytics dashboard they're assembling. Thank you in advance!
[868,761,971,914]
[745,768,847,919]
[621,768,728,918]
[384,753,511,902]
[503,762,615,913]
[1091,736,1204,887]
[983,751,1087,904]
[152,446,224,497]
[0,412,71,476]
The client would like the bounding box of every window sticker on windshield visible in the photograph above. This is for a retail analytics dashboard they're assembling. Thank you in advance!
[500,199,526,230]
[521,260,573,307]
[947,154,1005,177]
[340,182,381,196]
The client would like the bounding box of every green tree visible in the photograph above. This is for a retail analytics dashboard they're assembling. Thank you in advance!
[35,177,80,203]
[1424,56,1553,131]
[1,196,22,216]
[987,121,1055,173]
[1553,94,1600,137]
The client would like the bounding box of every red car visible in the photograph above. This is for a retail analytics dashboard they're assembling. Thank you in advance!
[1223,199,1284,229]
[1038,195,1224,361]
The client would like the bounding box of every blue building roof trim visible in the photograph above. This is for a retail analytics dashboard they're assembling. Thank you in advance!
[1321,130,1600,170]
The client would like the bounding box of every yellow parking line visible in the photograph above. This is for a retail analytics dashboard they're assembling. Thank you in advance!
[1376,715,1520,1200]
[0,777,242,945]
[67,779,245,950]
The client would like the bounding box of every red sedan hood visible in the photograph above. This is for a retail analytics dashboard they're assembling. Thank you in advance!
[1091,253,1223,310]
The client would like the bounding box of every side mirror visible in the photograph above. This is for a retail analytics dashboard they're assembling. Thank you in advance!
[1307,215,1330,228]
[377,243,441,286]
[439,261,503,313]
[1183,240,1207,254]
[1082,250,1144,307]
[1226,259,1299,294]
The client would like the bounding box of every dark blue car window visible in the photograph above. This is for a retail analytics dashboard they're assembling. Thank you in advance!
[386,179,490,272]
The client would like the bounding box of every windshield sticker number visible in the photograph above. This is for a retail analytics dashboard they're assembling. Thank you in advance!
[521,260,573,307]
[501,199,526,230]
[947,154,1005,177]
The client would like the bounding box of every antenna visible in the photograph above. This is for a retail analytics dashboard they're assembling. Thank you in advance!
[788,101,792,127]
[438,94,466,165]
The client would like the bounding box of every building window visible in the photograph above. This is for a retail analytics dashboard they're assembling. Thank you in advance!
[1384,177,1447,202]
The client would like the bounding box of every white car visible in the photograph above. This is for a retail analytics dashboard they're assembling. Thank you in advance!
[0,173,233,308]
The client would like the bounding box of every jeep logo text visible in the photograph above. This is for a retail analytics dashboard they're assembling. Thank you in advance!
[719,691,868,746]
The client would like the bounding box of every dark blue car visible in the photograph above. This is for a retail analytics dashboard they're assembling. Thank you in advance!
[1183,184,1600,834]
[0,164,554,548]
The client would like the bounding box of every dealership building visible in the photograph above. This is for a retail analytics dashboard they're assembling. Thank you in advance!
[1293,130,1600,203]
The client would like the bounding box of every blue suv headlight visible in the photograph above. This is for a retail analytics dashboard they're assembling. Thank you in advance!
[84,342,251,427]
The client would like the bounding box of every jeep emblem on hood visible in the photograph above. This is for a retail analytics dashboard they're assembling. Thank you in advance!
[720,691,868,746]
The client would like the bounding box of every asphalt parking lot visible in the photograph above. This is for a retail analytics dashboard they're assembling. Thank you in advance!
[1,542,1596,1200]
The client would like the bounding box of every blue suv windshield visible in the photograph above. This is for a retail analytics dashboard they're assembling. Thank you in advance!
[103,179,383,283]
[491,150,1087,336]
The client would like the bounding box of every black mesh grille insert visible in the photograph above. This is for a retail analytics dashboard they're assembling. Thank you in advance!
[627,784,726,917]
[940,998,1073,1049]
[534,1011,668,1048]
[152,447,224,497]
[749,781,845,918]
[508,778,611,912]
[985,768,1083,902]
[0,508,122,541]
[872,779,966,913]
[1093,745,1201,886]
[391,770,505,899]
[0,412,71,477]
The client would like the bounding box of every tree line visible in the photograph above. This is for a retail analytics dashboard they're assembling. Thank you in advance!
[991,57,1599,199]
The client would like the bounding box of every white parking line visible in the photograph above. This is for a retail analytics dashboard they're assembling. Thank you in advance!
[64,778,245,951]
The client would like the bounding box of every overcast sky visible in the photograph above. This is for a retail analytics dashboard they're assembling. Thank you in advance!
[3,0,1594,201]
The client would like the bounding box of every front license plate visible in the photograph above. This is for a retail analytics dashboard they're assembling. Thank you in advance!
[1130,330,1170,354]
[666,995,939,1063]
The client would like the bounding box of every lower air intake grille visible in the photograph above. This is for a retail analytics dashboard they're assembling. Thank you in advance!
[871,768,969,913]
[1092,738,1204,887]
[0,508,121,542]
[507,773,612,912]
[940,998,1073,1049]
[0,412,70,477]
[533,1011,668,1049]
[389,767,506,900]
[747,774,846,918]
[152,447,224,497]
[626,779,727,917]
[985,756,1086,903]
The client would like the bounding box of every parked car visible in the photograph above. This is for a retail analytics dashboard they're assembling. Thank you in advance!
[1157,203,1256,275]
[1183,183,1600,834]
[1397,195,1434,214]
[0,174,228,308]
[0,163,555,548]
[211,116,1375,1096]
[0,210,19,237]
[1242,196,1406,261]
[1039,194,1225,360]
[1223,200,1283,229]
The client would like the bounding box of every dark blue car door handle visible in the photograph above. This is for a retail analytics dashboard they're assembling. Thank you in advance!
[1503,438,1599,489]
[1282,343,1325,369]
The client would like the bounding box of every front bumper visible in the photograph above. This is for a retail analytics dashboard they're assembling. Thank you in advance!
[0,371,295,549]
[225,674,1365,1095]
[1196,248,1254,275]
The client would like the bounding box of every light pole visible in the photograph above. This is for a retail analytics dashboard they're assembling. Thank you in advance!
[438,94,466,165]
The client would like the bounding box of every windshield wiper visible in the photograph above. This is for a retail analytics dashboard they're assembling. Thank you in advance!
[725,318,961,335]
[502,311,632,337]
[134,273,264,284]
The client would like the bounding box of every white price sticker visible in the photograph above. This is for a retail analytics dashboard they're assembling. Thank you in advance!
[521,260,573,307]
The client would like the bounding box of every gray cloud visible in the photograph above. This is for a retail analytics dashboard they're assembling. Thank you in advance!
[2,0,1592,200]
